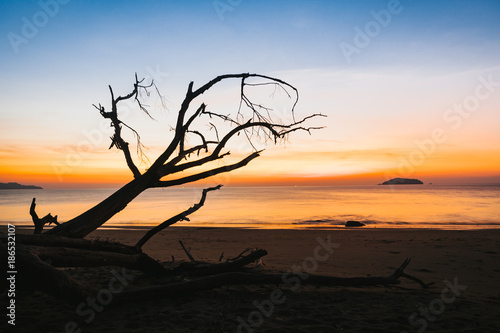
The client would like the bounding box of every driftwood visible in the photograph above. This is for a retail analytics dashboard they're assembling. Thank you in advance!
[119,272,400,301]
[2,232,163,273]
[169,249,268,277]
[179,240,196,261]
[1,244,90,305]
[26,245,165,274]
[5,233,140,255]
[30,198,59,234]
[117,259,426,302]
[2,231,430,306]
[1,244,269,305]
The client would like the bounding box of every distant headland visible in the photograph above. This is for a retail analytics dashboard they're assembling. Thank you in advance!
[0,182,43,189]
[380,178,423,185]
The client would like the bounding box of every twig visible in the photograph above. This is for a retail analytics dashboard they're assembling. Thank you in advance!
[401,273,434,288]
[179,240,195,261]
[227,248,251,262]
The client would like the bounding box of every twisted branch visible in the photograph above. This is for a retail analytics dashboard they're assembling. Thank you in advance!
[135,185,223,249]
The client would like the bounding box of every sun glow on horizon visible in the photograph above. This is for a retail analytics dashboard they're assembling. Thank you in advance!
[2,143,499,189]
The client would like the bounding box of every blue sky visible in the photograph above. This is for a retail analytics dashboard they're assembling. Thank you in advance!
[1,0,499,187]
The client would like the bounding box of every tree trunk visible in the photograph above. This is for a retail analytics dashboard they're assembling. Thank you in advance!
[116,267,417,302]
[45,175,153,238]
[28,245,165,274]
[41,73,319,240]
[11,233,140,254]
[2,244,91,305]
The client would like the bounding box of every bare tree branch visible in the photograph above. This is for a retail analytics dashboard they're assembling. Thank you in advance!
[95,74,163,177]
[135,185,222,249]
[147,73,301,173]
[166,141,219,168]
[157,114,325,179]
[152,152,261,188]
[179,103,207,154]
[48,72,323,238]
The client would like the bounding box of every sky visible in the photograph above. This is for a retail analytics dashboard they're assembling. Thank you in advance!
[1,0,499,188]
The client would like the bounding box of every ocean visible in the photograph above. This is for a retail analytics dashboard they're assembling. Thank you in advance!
[1,185,499,230]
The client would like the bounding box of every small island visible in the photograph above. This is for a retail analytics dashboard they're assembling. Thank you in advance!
[380,178,423,185]
[0,182,43,190]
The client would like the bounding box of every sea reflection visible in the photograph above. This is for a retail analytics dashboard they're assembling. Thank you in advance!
[0,185,499,230]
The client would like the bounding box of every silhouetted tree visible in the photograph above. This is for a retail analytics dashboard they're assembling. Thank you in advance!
[45,73,324,242]
[13,76,429,306]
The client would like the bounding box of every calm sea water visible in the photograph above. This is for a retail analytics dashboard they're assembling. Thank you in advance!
[1,185,499,230]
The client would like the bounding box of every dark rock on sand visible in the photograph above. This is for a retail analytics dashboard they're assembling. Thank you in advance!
[345,221,365,227]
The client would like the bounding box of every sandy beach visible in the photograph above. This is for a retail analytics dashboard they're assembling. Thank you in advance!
[11,227,500,332]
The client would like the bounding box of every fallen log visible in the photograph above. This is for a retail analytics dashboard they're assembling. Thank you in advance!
[117,259,428,302]
[26,244,165,274]
[3,236,430,307]
[1,244,91,305]
[169,249,268,277]
[3,233,140,255]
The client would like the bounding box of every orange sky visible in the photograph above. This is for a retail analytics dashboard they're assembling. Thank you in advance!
[2,74,499,190]
[1,143,499,188]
